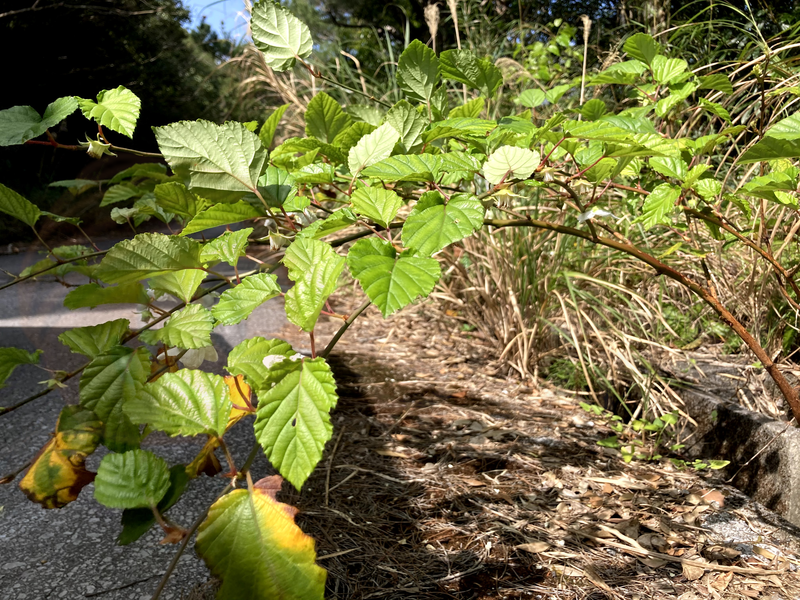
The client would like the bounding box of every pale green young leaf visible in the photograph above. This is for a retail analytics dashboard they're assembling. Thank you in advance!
[640,183,681,228]
[683,164,710,189]
[347,104,384,126]
[516,89,546,108]
[698,74,733,95]
[258,166,297,208]
[58,319,130,359]
[761,112,800,140]
[350,186,403,228]
[64,282,150,310]
[439,49,503,98]
[154,182,209,220]
[95,233,202,283]
[272,137,347,165]
[293,163,335,185]
[348,123,400,175]
[153,120,268,197]
[545,84,574,104]
[155,304,214,349]
[650,156,687,181]
[125,370,232,438]
[396,39,439,103]
[0,347,42,389]
[79,346,149,452]
[623,33,660,66]
[254,357,338,490]
[361,153,442,181]
[449,97,485,119]
[332,122,376,153]
[651,56,689,85]
[483,146,540,184]
[296,208,358,240]
[181,200,264,236]
[0,183,41,226]
[581,99,608,121]
[195,477,326,600]
[694,179,722,200]
[259,104,289,149]
[212,273,282,326]
[100,182,141,207]
[78,86,141,138]
[422,117,496,144]
[439,152,484,173]
[226,337,296,390]
[149,269,208,303]
[94,450,171,509]
[347,238,441,317]
[401,192,484,257]
[283,238,345,332]
[305,92,352,143]
[201,228,252,267]
[0,97,78,146]
[251,0,313,71]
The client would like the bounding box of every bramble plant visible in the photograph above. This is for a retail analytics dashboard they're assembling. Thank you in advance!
[2,2,800,598]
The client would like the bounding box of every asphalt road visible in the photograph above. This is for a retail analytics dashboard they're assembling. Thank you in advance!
[0,247,290,600]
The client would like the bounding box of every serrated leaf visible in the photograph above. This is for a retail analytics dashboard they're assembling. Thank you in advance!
[251,0,313,71]
[439,151,484,173]
[258,165,297,208]
[516,89,546,108]
[0,347,42,389]
[422,117,496,144]
[439,49,503,98]
[699,98,731,122]
[94,449,171,509]
[305,92,352,143]
[623,33,660,66]
[283,239,346,332]
[154,120,268,198]
[227,337,296,390]
[201,228,252,267]
[296,208,358,240]
[19,406,102,509]
[694,179,722,199]
[483,146,540,184]
[259,104,289,149]
[119,465,188,545]
[195,475,326,599]
[64,282,149,310]
[650,156,687,181]
[640,183,681,228]
[293,163,335,185]
[351,186,402,228]
[698,74,733,94]
[100,182,141,207]
[154,182,209,220]
[740,137,800,163]
[401,192,484,257]
[396,39,439,103]
[125,370,232,438]
[361,153,442,181]
[96,233,202,283]
[0,97,78,146]
[58,319,130,359]
[449,97,485,118]
[254,358,338,490]
[347,104,384,126]
[80,346,150,452]
[347,238,440,317]
[0,182,41,226]
[109,163,169,184]
[581,99,607,121]
[154,304,214,349]
[213,273,282,325]
[348,123,400,175]
[78,86,141,138]
[332,122,376,154]
[651,56,688,85]
[149,269,208,303]
[273,136,347,165]
[181,200,264,236]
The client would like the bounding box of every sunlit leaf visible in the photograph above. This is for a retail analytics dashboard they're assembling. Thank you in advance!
[58,319,130,359]
[401,192,484,257]
[396,39,439,103]
[212,273,282,325]
[152,304,215,349]
[623,33,660,66]
[64,282,150,310]
[483,146,540,184]
[259,104,289,149]
[78,86,141,138]
[305,92,352,143]
[639,183,681,228]
[350,186,403,228]
[94,449,171,509]
[348,123,400,175]
[149,269,208,304]
[227,337,296,390]
[0,182,41,226]
[96,233,203,284]
[251,0,313,71]
[439,49,503,98]
[0,97,78,146]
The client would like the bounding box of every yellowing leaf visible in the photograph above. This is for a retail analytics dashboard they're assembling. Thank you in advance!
[19,406,102,508]
[224,374,255,429]
[196,475,326,600]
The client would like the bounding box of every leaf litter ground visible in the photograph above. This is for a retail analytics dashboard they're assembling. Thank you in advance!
[192,290,800,600]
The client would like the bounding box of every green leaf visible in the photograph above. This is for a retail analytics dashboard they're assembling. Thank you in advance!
[96,233,202,284]
[439,151,484,173]
[422,117,496,144]
[347,104,384,126]
[181,200,264,236]
[258,165,297,208]
[0,97,78,146]
[293,163,335,185]
[516,89,546,108]
[284,239,346,332]
[254,357,338,490]
[58,319,130,359]
[650,156,687,181]
[385,100,426,153]
[78,86,141,138]
[119,465,189,545]
[201,228,252,267]
[351,186,403,228]
[154,183,209,220]
[125,370,232,438]
[449,97,485,118]
[154,304,214,349]
[149,269,208,303]
[332,122,376,154]
[580,99,608,121]
[651,56,688,85]
[251,0,313,71]
[347,238,441,317]
[109,163,169,184]
[101,182,141,207]
[401,192,484,257]
[259,104,289,149]
[739,137,800,163]
[273,137,346,165]
[483,146,540,184]
[361,153,442,182]
[698,74,733,95]
[0,182,41,226]
[64,282,149,310]
[348,122,400,175]
[153,120,268,198]
[623,33,660,66]
[227,337,296,390]
[213,273,282,325]
[439,49,503,98]
[79,346,150,452]
[195,475,326,600]
[762,112,800,140]
[396,39,439,103]
[305,92,352,143]
[94,449,171,509]
[640,183,681,228]
[296,208,358,240]
[0,347,42,389]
